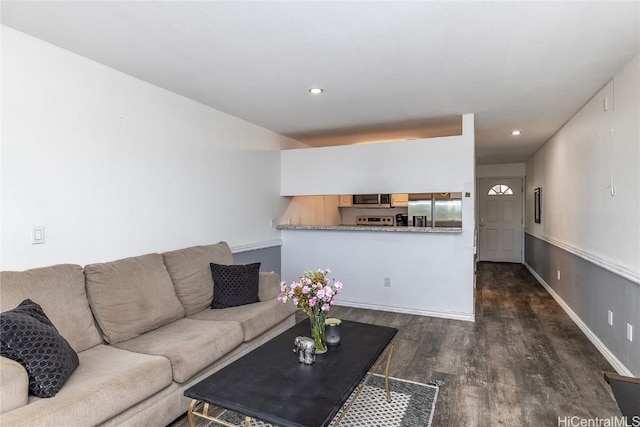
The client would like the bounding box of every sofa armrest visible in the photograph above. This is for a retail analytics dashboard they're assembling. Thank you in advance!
[258,271,281,301]
[0,356,29,414]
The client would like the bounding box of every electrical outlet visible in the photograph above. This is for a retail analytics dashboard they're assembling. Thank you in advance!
[557,270,561,281]
[384,277,391,287]
[607,310,613,326]
[627,324,633,342]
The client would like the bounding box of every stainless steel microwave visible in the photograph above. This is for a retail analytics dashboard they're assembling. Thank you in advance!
[352,194,391,208]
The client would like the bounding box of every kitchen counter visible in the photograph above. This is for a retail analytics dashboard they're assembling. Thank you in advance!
[276,224,462,233]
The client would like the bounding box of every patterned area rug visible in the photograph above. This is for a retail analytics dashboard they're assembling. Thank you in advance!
[210,374,439,427]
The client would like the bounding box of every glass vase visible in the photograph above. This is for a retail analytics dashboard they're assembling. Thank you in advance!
[309,310,328,354]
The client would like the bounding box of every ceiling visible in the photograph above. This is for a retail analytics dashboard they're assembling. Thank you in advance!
[2,1,638,164]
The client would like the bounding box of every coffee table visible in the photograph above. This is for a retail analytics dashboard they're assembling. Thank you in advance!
[184,318,397,427]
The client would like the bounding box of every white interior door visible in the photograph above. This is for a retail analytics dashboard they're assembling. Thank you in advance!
[478,178,523,263]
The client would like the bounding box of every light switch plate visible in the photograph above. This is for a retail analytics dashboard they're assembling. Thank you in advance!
[32,226,45,244]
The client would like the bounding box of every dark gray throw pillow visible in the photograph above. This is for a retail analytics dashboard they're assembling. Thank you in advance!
[210,262,260,309]
[0,299,79,397]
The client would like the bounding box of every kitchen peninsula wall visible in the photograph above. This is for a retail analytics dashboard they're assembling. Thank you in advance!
[279,114,476,321]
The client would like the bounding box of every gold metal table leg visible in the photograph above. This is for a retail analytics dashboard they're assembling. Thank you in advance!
[187,399,251,427]
[187,399,198,427]
[384,340,395,403]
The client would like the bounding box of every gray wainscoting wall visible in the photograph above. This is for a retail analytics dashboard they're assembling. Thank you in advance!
[232,245,281,276]
[525,233,640,376]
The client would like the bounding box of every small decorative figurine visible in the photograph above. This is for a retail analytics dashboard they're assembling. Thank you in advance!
[293,336,316,365]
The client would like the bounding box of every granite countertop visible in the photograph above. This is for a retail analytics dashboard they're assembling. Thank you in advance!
[276,224,462,233]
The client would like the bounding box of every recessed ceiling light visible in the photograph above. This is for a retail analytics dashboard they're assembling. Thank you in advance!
[309,88,323,94]
[511,130,522,136]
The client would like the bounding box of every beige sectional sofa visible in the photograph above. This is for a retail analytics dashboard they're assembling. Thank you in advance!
[0,242,297,426]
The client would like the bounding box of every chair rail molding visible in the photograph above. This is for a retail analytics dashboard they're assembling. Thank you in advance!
[525,231,640,285]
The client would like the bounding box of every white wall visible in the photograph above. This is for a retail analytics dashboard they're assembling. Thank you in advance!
[280,115,476,320]
[282,115,476,196]
[476,163,526,178]
[0,26,305,270]
[526,54,639,281]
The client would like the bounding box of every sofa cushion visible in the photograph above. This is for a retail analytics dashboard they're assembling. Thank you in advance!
[210,262,260,309]
[0,345,172,427]
[258,271,282,302]
[113,318,243,383]
[162,242,235,316]
[189,299,298,342]
[0,264,102,353]
[0,357,29,414]
[0,299,79,397]
[84,253,185,344]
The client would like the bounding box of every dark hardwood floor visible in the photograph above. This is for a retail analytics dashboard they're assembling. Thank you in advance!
[171,262,622,426]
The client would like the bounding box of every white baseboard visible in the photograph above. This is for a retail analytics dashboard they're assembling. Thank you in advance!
[335,300,475,322]
[230,239,282,253]
[524,262,632,376]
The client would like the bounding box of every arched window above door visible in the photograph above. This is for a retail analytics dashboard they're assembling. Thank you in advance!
[488,184,514,195]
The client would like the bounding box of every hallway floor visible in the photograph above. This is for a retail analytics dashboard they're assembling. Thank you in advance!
[328,262,622,426]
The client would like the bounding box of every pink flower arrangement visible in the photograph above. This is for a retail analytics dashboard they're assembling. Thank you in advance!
[278,269,343,316]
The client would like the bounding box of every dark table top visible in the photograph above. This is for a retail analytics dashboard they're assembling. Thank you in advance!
[184,318,397,427]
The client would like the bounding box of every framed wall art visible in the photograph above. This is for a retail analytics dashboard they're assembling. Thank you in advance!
[534,187,541,224]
